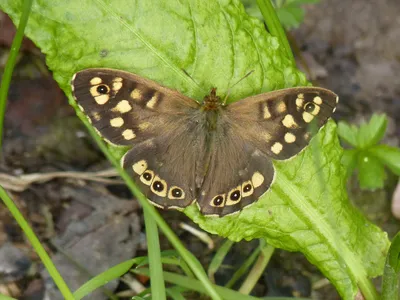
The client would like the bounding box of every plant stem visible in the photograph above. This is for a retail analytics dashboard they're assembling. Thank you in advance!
[0,186,75,299]
[239,243,274,294]
[256,0,295,65]
[0,0,33,155]
[144,209,166,300]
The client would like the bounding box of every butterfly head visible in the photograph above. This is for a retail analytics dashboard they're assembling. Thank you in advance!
[202,88,222,111]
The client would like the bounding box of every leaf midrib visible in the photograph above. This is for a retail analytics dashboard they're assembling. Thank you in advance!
[277,173,375,299]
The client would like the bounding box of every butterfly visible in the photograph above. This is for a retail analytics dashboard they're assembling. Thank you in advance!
[71,68,338,216]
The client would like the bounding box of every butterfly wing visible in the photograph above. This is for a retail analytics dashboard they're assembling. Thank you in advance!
[71,68,201,208]
[72,68,199,146]
[196,125,275,216]
[225,87,338,160]
[197,87,338,216]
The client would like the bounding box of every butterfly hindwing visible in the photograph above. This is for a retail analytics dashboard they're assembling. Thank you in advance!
[196,131,275,216]
[120,111,211,209]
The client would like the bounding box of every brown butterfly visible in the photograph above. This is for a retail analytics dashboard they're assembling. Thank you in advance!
[71,68,338,216]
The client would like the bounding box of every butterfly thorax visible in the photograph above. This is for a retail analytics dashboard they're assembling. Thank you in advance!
[201,88,224,131]
[202,88,221,111]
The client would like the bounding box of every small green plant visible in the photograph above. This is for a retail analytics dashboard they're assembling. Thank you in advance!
[242,0,320,29]
[338,114,400,190]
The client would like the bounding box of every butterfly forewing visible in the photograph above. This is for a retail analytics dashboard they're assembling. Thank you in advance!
[71,68,199,146]
[226,87,338,160]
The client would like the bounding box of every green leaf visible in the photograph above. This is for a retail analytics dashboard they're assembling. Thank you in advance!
[337,121,359,148]
[341,149,358,178]
[0,295,18,300]
[73,258,144,299]
[2,0,306,105]
[369,145,400,176]
[357,152,386,190]
[381,232,400,300]
[274,0,320,29]
[275,4,304,29]
[357,114,388,149]
[366,114,388,146]
[242,0,320,30]
[186,121,388,299]
[166,287,187,300]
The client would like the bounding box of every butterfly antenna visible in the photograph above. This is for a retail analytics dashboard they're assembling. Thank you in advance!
[223,70,255,105]
[182,69,203,90]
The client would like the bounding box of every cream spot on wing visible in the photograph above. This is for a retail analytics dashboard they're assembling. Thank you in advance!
[151,175,168,197]
[296,97,304,108]
[122,129,136,140]
[210,194,225,207]
[271,142,283,154]
[241,181,254,197]
[251,172,264,188]
[226,186,242,206]
[89,86,98,97]
[90,77,102,85]
[282,114,298,128]
[146,94,158,109]
[132,160,148,175]
[138,122,151,131]
[263,105,271,119]
[168,186,185,200]
[276,101,287,113]
[92,112,101,121]
[90,84,110,100]
[336,96,339,103]
[140,170,154,185]
[112,100,132,113]
[311,104,320,115]
[284,132,296,143]
[112,77,123,93]
[264,105,271,119]
[302,111,314,123]
[130,89,142,100]
[110,117,124,127]
[313,96,322,105]
[78,105,84,112]
[95,94,110,105]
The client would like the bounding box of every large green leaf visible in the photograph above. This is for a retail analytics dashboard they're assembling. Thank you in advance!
[0,0,389,298]
[1,0,306,102]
